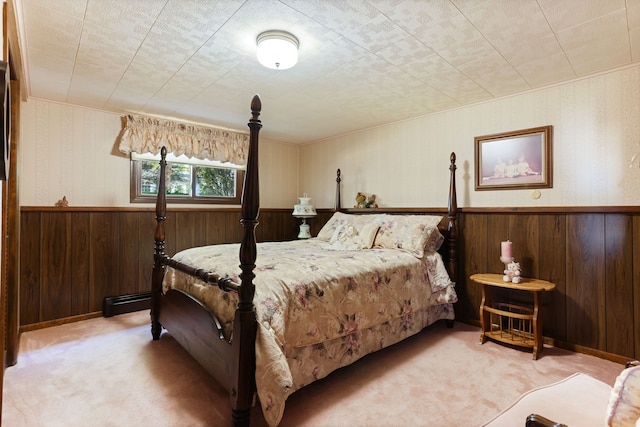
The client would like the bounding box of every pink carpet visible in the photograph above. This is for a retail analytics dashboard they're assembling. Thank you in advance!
[2,311,624,426]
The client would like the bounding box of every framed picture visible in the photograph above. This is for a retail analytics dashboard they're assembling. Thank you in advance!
[475,125,552,191]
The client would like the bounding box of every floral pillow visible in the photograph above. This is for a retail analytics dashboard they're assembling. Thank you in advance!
[317,212,350,241]
[329,222,380,250]
[606,365,640,427]
[373,214,444,258]
[425,228,445,253]
[317,212,382,241]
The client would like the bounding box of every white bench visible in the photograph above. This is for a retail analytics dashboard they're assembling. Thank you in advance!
[483,361,640,427]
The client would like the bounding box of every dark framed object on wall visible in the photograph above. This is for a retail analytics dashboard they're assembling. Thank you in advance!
[475,125,552,191]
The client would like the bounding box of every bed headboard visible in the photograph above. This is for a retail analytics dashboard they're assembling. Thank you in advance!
[331,152,458,283]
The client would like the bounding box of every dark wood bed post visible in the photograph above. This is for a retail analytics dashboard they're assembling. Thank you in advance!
[231,94,262,427]
[151,147,168,340]
[447,152,458,285]
[335,169,342,211]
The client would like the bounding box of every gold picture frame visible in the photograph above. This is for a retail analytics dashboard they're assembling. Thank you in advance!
[475,125,552,191]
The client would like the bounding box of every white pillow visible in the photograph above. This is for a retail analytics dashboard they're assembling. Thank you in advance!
[317,212,350,241]
[329,222,380,250]
[606,365,640,427]
[317,212,382,241]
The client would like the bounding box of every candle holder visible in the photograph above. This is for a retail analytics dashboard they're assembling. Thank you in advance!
[500,239,514,281]
[500,255,514,264]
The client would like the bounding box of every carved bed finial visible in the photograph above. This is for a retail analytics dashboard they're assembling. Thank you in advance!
[250,95,262,121]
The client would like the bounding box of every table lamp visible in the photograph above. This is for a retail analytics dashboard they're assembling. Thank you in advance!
[293,194,316,239]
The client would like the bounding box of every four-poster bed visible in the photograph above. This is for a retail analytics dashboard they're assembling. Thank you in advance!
[150,95,459,426]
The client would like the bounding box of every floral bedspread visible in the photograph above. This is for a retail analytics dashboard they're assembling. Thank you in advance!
[163,238,457,426]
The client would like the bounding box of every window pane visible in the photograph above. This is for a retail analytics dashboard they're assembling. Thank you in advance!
[141,160,160,195]
[195,166,236,197]
[132,157,242,204]
[167,163,192,196]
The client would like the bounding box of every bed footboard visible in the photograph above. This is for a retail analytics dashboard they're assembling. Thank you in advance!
[151,95,262,427]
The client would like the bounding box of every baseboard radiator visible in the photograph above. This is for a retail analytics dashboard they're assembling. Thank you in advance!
[103,292,151,317]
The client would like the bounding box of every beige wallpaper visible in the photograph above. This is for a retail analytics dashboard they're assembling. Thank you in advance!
[17,64,640,210]
[18,100,300,208]
[300,64,640,209]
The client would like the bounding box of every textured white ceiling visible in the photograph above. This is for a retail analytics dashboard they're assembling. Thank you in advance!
[12,0,640,143]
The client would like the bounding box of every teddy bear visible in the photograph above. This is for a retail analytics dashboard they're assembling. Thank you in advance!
[366,194,378,208]
[503,260,522,284]
[354,192,367,208]
[55,196,69,207]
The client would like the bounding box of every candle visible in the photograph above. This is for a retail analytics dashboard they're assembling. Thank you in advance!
[501,240,512,259]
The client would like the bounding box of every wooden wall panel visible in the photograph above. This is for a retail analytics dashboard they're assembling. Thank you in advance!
[505,215,540,310]
[89,213,120,312]
[19,208,296,327]
[459,213,487,321]
[509,214,539,278]
[566,214,605,350]
[18,207,640,360]
[205,211,228,244]
[118,212,140,297]
[486,214,509,274]
[538,215,567,342]
[175,212,208,252]
[461,209,639,359]
[224,212,243,243]
[137,211,156,294]
[604,215,634,356]
[19,212,40,325]
[260,210,299,242]
[634,216,640,359]
[70,212,90,315]
[40,213,72,321]
[163,212,177,257]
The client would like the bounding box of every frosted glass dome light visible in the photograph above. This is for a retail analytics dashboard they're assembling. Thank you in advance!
[256,30,299,70]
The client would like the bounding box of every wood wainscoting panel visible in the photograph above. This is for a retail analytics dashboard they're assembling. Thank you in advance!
[137,211,156,295]
[565,214,606,351]
[604,214,634,357]
[118,211,143,297]
[175,211,209,253]
[19,211,41,325]
[19,206,640,360]
[487,213,510,274]
[259,210,299,243]
[90,212,121,313]
[462,208,640,360]
[457,212,487,322]
[538,214,567,343]
[19,207,298,329]
[634,215,640,359]
[40,212,72,321]
[205,210,228,245]
[224,211,243,245]
[70,212,90,316]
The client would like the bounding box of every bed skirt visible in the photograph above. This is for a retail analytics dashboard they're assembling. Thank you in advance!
[257,302,455,426]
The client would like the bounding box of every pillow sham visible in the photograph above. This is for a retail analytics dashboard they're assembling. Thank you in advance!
[329,222,380,250]
[606,365,640,427]
[373,214,444,258]
[317,212,382,241]
[424,228,445,253]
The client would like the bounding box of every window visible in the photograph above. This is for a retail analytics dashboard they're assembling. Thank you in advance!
[130,152,244,204]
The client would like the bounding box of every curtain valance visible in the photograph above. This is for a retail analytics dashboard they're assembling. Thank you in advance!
[118,114,250,165]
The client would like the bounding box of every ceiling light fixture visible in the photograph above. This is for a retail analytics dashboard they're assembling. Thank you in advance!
[256,30,299,70]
